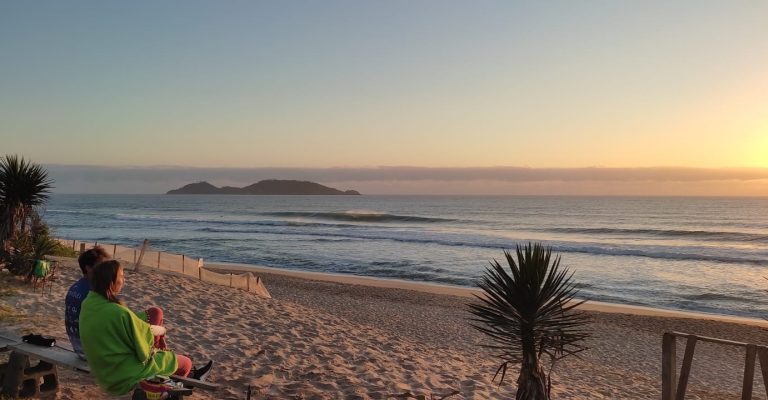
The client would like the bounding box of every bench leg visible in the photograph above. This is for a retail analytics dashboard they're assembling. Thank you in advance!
[0,352,59,399]
[36,361,59,396]
[1,351,30,398]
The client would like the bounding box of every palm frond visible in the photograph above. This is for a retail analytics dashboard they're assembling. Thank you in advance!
[467,242,591,389]
[0,155,54,244]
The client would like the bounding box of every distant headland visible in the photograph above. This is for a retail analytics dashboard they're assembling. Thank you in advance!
[166,180,361,195]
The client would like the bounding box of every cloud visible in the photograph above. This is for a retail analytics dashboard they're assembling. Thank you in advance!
[44,164,768,195]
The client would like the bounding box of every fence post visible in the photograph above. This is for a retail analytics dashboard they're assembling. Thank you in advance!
[198,258,203,280]
[79,243,86,254]
[662,332,677,400]
[157,252,161,269]
[72,240,76,250]
[743,344,757,400]
[230,274,233,288]
[757,347,768,399]
[247,274,250,292]
[113,244,117,258]
[182,255,185,274]
[133,249,137,265]
[676,336,697,400]
[134,239,149,273]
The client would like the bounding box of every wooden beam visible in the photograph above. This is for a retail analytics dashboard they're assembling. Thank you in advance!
[743,344,757,400]
[668,331,752,348]
[662,332,677,400]
[8,343,90,373]
[170,374,219,391]
[757,347,768,399]
[675,336,697,400]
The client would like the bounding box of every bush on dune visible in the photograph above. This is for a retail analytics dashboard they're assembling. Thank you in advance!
[0,155,60,276]
[468,243,590,400]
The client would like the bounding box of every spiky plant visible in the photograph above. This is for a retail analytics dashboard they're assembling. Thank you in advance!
[468,243,590,400]
[0,155,53,247]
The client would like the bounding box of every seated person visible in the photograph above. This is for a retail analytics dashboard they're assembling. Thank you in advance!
[79,260,212,395]
[65,246,109,357]
[65,247,169,357]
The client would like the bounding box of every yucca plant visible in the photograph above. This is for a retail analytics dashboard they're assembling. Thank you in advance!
[0,155,53,248]
[468,243,590,400]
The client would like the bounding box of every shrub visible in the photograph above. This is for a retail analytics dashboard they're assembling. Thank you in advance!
[468,243,590,400]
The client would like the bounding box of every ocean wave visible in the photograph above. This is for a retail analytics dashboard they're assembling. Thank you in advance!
[682,292,754,302]
[114,213,361,229]
[47,209,92,215]
[195,225,768,266]
[262,211,453,223]
[546,227,768,243]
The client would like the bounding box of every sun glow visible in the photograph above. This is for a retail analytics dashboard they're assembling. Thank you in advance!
[746,124,768,167]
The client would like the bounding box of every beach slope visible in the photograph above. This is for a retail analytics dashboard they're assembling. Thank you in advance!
[2,260,768,399]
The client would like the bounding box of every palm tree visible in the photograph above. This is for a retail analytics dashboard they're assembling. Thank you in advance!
[0,155,54,249]
[468,243,590,400]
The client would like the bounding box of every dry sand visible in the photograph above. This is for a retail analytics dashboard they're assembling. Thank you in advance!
[2,259,768,399]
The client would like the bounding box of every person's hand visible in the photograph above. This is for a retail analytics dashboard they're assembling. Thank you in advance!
[150,325,167,337]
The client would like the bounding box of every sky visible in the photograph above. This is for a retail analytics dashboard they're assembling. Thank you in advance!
[1,1,767,195]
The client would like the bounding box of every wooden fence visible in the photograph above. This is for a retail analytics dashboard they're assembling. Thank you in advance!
[663,331,768,400]
[58,238,270,298]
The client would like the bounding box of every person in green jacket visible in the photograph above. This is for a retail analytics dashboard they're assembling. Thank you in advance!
[79,260,211,395]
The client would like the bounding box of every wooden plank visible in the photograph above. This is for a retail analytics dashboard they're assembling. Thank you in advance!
[170,375,220,391]
[669,331,751,348]
[8,343,91,373]
[758,347,768,399]
[0,336,19,352]
[662,332,677,400]
[743,345,757,400]
[8,343,219,392]
[675,336,697,400]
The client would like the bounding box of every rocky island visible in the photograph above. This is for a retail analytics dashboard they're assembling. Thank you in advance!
[166,180,361,195]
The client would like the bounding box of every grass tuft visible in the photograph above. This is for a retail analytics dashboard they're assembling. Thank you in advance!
[0,303,22,323]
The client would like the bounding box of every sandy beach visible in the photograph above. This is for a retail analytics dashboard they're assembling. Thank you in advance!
[3,259,768,399]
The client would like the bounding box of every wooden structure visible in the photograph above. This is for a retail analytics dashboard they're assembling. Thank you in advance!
[0,338,218,398]
[663,331,768,400]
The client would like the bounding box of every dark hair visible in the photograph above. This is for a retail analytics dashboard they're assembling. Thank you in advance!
[91,260,123,305]
[78,246,110,275]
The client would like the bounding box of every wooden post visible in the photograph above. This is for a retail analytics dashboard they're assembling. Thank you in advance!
[198,258,203,280]
[134,239,149,273]
[757,347,768,399]
[72,240,76,250]
[743,344,757,400]
[182,255,185,274]
[247,274,250,292]
[133,249,137,265]
[662,332,677,400]
[676,336,697,400]
[95,241,98,247]
[113,244,117,258]
[79,243,86,254]
[157,252,161,269]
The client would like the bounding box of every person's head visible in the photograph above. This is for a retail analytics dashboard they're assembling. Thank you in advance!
[91,260,125,304]
[78,246,110,279]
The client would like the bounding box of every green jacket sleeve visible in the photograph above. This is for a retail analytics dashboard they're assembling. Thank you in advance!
[125,309,154,364]
[134,309,148,322]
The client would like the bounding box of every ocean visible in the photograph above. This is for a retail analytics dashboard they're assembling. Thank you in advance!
[45,194,768,318]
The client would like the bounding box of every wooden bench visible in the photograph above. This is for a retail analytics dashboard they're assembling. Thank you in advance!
[1,340,218,398]
[0,336,18,352]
